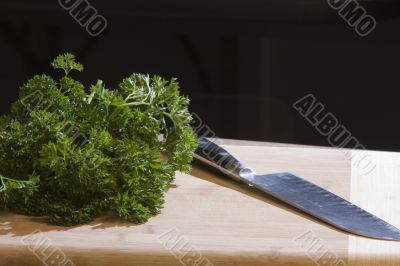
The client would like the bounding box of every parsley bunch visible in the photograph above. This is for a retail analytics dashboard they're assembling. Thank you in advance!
[0,54,198,225]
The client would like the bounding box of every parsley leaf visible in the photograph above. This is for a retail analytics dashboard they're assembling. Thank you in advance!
[0,53,198,225]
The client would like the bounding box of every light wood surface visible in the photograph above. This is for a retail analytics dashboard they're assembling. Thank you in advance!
[349,150,400,266]
[0,143,399,265]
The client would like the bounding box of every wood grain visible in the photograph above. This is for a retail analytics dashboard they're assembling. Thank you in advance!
[349,150,400,266]
[0,143,397,265]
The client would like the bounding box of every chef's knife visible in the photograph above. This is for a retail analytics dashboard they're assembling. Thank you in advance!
[193,138,400,241]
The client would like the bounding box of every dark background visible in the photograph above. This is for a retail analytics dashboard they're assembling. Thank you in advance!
[1,0,400,151]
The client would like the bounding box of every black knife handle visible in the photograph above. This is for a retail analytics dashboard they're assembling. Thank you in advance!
[194,138,249,180]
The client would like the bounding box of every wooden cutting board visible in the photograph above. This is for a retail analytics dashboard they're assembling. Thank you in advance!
[0,142,400,266]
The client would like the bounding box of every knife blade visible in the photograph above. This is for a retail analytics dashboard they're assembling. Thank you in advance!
[193,138,400,241]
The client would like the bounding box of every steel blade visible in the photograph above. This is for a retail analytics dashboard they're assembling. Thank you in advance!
[243,172,400,241]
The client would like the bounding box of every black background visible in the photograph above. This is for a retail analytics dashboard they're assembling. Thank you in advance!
[1,0,400,151]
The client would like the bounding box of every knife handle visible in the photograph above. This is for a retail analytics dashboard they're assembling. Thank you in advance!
[194,138,251,180]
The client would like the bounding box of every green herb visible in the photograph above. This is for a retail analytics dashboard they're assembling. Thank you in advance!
[0,53,198,225]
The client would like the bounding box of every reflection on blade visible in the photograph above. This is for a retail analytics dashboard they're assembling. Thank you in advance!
[243,172,400,241]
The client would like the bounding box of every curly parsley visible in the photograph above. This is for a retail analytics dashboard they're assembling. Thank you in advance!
[0,53,198,225]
